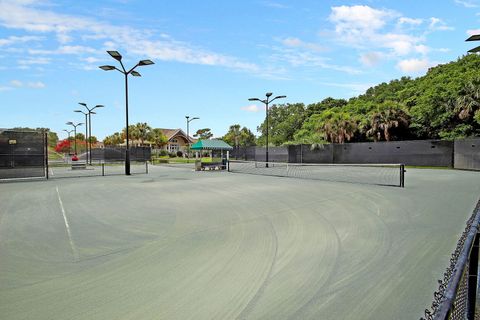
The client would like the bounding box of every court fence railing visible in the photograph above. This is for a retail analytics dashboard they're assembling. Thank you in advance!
[422,199,480,320]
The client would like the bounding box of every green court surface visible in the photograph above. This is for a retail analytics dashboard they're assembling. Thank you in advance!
[0,166,479,320]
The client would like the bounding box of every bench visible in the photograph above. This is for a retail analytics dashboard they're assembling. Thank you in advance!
[71,162,87,170]
[200,162,226,171]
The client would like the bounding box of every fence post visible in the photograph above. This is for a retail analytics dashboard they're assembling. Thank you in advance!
[45,131,49,179]
[102,163,104,176]
[400,164,405,188]
[467,232,479,320]
[146,161,148,174]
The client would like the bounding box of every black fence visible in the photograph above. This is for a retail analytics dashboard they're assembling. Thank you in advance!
[0,130,46,180]
[422,200,480,320]
[454,138,480,171]
[90,146,151,161]
[230,138,479,170]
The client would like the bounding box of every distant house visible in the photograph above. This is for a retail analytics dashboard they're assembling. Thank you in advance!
[157,128,195,153]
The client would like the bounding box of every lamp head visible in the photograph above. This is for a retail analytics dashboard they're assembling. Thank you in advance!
[131,70,141,77]
[266,92,273,97]
[248,98,260,101]
[107,50,122,61]
[138,59,154,66]
[99,65,116,71]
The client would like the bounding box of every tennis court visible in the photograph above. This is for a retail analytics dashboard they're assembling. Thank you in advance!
[0,165,479,319]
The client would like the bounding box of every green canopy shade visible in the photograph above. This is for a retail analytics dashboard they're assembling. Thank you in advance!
[191,139,233,151]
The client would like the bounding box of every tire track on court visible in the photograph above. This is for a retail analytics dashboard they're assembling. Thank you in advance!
[235,216,279,320]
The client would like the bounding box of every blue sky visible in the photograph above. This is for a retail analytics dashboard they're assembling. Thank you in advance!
[0,0,479,140]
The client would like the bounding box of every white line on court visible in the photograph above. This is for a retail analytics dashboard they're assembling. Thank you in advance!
[56,186,79,262]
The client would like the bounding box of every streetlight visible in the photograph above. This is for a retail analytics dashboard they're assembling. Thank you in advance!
[248,92,286,167]
[74,110,89,162]
[99,51,154,175]
[78,103,104,164]
[66,122,83,155]
[185,116,199,161]
[63,129,73,155]
[466,34,480,53]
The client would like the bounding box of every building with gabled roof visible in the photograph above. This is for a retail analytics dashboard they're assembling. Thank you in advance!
[157,128,196,154]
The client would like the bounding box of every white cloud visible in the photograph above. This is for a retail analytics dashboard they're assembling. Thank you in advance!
[0,35,43,46]
[10,79,23,87]
[454,0,479,8]
[3,79,45,90]
[398,17,423,25]
[397,58,432,73]
[18,57,51,65]
[28,45,97,55]
[27,81,45,88]
[262,1,289,9]
[270,48,361,74]
[415,44,430,55]
[359,52,383,66]
[428,17,454,31]
[329,5,396,33]
[241,104,262,112]
[329,6,424,56]
[281,37,326,52]
[0,1,261,74]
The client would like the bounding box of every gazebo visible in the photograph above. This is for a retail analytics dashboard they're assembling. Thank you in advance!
[190,139,233,170]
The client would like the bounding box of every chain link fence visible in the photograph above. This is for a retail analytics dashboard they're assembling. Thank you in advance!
[422,200,480,320]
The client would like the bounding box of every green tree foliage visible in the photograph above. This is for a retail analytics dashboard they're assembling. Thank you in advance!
[151,128,168,148]
[134,122,152,145]
[75,133,85,140]
[264,54,480,145]
[194,128,213,140]
[223,124,256,147]
[257,103,306,146]
[103,132,123,146]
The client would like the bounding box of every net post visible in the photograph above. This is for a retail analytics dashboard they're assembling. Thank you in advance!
[400,164,405,188]
[146,161,148,174]
[467,232,479,320]
[44,131,49,180]
[102,163,105,176]
[227,160,230,172]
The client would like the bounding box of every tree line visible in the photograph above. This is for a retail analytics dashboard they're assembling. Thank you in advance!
[251,54,480,146]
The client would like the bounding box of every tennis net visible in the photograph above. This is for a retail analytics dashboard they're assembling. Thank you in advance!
[227,160,405,187]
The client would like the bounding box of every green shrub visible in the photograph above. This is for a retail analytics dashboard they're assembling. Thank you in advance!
[159,149,168,156]
[168,152,176,158]
[176,150,183,157]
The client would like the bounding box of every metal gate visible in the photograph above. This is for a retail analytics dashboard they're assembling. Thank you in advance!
[0,129,46,180]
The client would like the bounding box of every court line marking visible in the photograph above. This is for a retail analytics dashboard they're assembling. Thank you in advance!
[56,186,79,262]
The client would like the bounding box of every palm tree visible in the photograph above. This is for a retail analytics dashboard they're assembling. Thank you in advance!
[322,113,357,143]
[455,80,480,120]
[135,122,152,146]
[122,125,139,145]
[367,104,409,141]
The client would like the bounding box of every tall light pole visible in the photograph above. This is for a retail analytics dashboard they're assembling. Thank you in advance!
[74,110,89,162]
[185,115,199,161]
[248,92,286,167]
[63,129,73,155]
[99,51,154,175]
[78,103,104,164]
[66,122,83,155]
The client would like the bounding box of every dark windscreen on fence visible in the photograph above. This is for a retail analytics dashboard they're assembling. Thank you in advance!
[91,147,151,161]
[0,130,46,180]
